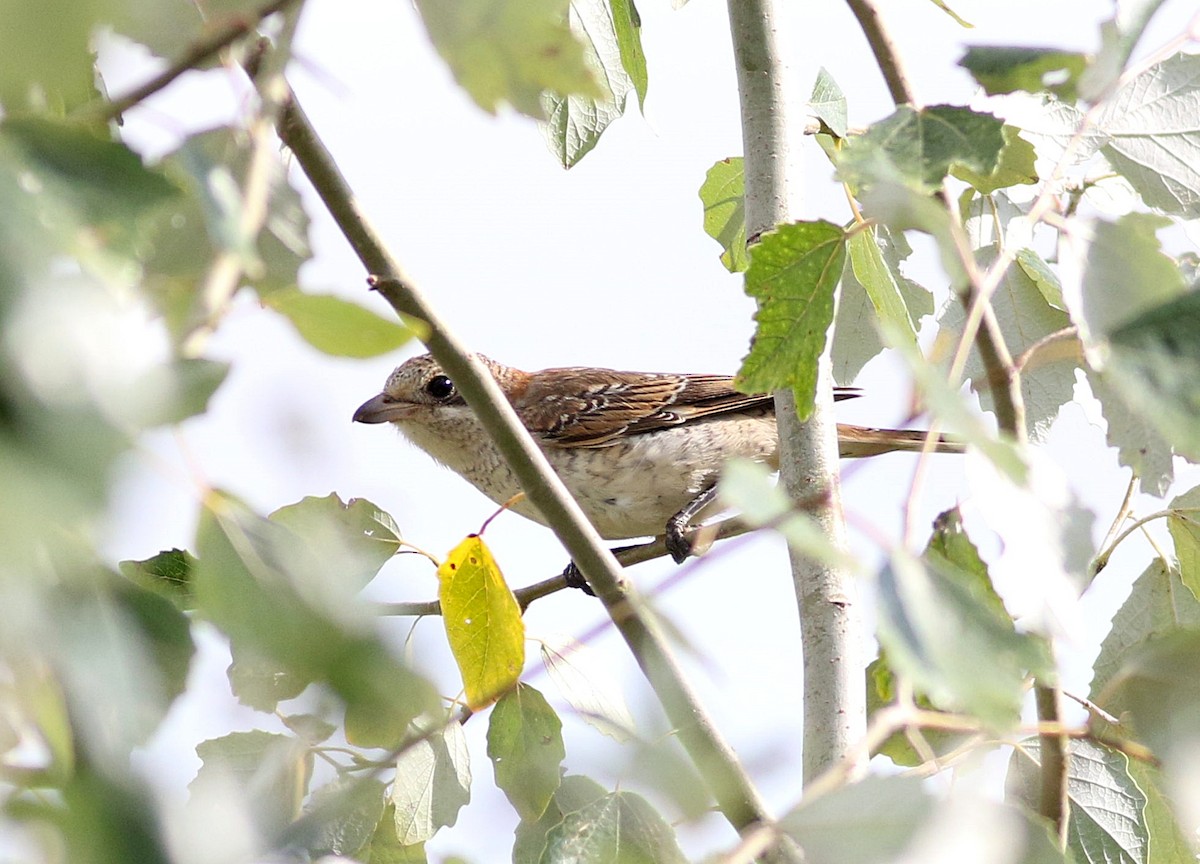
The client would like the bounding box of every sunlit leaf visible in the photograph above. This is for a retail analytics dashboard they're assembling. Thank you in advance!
[609,0,647,110]
[959,47,1086,100]
[391,720,471,846]
[847,228,917,349]
[437,534,525,709]
[699,157,748,273]
[487,684,564,820]
[736,220,846,418]
[1167,485,1200,598]
[262,289,418,358]
[119,548,196,610]
[810,67,847,138]
[950,124,1037,193]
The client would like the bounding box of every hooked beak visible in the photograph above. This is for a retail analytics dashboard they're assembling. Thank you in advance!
[352,393,414,424]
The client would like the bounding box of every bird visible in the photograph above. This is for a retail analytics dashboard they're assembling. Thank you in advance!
[353,354,964,566]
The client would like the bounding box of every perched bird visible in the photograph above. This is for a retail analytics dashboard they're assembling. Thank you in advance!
[354,354,964,563]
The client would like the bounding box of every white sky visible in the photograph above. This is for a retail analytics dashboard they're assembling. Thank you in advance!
[92,0,1200,859]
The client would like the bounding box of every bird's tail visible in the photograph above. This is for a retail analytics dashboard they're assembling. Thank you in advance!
[836,423,966,458]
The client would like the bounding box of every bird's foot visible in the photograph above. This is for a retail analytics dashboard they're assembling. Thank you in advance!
[664,516,694,564]
[560,561,596,595]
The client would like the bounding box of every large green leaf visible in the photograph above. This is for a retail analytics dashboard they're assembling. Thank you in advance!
[959,46,1087,100]
[487,684,565,820]
[413,0,601,119]
[540,789,686,864]
[699,157,748,273]
[736,220,846,418]
[512,775,607,864]
[391,720,471,846]
[263,289,418,358]
[0,0,115,112]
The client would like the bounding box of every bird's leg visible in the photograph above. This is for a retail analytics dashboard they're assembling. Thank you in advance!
[665,484,720,564]
[561,546,642,595]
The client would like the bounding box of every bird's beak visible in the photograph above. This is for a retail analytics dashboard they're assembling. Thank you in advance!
[353,394,414,424]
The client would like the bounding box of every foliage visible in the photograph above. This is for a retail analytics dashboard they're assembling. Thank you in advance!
[2,0,1200,862]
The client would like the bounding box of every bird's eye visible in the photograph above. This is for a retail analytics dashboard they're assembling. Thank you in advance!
[425,374,456,401]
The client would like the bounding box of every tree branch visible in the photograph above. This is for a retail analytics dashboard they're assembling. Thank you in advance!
[727,0,864,786]
[267,65,780,843]
[841,0,916,106]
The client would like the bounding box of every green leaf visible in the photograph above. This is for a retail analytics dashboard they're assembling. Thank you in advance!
[194,492,438,741]
[1007,739,1148,864]
[127,358,230,428]
[959,46,1087,100]
[950,125,1037,193]
[437,534,526,709]
[109,0,265,64]
[227,643,310,713]
[939,245,1077,439]
[391,720,472,846]
[279,777,387,859]
[1015,248,1066,311]
[837,105,1006,194]
[1085,367,1175,498]
[1168,485,1200,598]
[699,157,748,273]
[847,228,918,349]
[119,548,197,611]
[192,730,312,840]
[513,775,608,864]
[541,790,686,864]
[877,543,1050,727]
[263,289,418,358]
[1091,561,1200,698]
[1107,289,1200,461]
[865,652,972,767]
[0,118,180,277]
[362,805,427,863]
[736,220,846,418]
[1097,53,1200,217]
[609,0,647,110]
[540,0,634,167]
[414,0,602,119]
[718,459,853,569]
[832,226,930,385]
[1097,628,1200,762]
[280,713,337,746]
[1127,759,1196,863]
[809,68,848,138]
[0,0,115,112]
[487,684,565,820]
[141,127,311,343]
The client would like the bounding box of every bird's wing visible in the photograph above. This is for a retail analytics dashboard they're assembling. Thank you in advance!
[519,368,857,448]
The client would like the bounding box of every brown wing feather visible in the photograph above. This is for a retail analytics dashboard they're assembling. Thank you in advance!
[518,366,860,448]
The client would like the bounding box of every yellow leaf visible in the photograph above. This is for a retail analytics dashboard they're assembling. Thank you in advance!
[438,534,525,709]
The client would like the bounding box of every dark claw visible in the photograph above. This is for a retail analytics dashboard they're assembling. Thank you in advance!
[664,517,693,564]
[561,561,596,595]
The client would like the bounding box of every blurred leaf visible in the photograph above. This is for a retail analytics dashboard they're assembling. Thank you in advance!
[119,548,197,610]
[541,789,686,864]
[1126,759,1196,863]
[959,47,1086,100]
[126,358,230,427]
[391,720,471,846]
[540,634,634,741]
[1080,0,1171,101]
[809,67,847,138]
[0,117,179,278]
[280,713,337,746]
[1097,53,1200,217]
[268,493,403,596]
[699,157,748,273]
[361,804,427,862]
[0,0,114,112]
[279,777,387,859]
[109,0,266,62]
[847,228,918,349]
[195,492,438,742]
[781,775,934,864]
[1105,289,1200,462]
[1085,367,1175,498]
[1168,486,1200,598]
[832,225,930,385]
[838,105,1006,194]
[437,534,525,710]
[609,0,647,110]
[877,544,1050,727]
[1007,738,1148,864]
[192,730,311,841]
[1098,628,1200,762]
[541,0,633,168]
[736,220,846,419]
[1015,248,1066,311]
[950,125,1037,193]
[940,245,1077,440]
[718,459,853,569]
[413,0,601,119]
[512,775,607,864]
[142,127,310,342]
[487,684,564,820]
[227,644,310,713]
[261,289,418,358]
[865,653,972,767]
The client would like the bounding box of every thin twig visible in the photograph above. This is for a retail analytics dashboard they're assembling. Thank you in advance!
[841,0,916,106]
